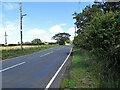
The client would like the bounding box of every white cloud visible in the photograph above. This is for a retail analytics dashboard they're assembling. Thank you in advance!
[26,24,67,42]
[49,25,64,34]
[60,23,67,26]
[3,3,19,10]
[0,21,19,44]
[49,24,75,41]
[0,27,4,36]
[68,27,75,34]
[1,21,19,35]
[67,27,75,40]
[0,22,75,44]
[27,28,56,42]
[28,28,46,36]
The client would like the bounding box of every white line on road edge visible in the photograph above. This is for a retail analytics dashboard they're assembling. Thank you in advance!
[0,62,26,72]
[44,48,73,90]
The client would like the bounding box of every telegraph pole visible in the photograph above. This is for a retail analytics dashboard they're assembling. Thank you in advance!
[20,0,23,49]
[4,31,8,45]
[19,0,27,50]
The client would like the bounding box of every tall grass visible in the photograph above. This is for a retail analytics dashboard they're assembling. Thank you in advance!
[61,48,100,88]
[1,45,47,50]
[61,47,120,88]
[91,57,120,88]
[87,52,120,88]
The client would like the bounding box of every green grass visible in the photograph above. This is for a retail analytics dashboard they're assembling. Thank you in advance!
[2,44,58,60]
[61,48,100,88]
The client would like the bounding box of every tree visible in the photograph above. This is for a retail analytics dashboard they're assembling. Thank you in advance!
[24,41,31,45]
[73,4,102,46]
[73,1,120,87]
[94,0,120,13]
[52,32,71,45]
[31,38,42,45]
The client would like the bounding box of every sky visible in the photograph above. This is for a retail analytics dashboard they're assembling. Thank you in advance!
[0,1,94,44]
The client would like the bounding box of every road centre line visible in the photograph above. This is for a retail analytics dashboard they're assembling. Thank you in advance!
[40,51,53,57]
[0,62,26,72]
[39,47,65,58]
[45,48,73,90]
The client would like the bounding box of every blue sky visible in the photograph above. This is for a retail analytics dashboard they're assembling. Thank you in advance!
[0,2,94,44]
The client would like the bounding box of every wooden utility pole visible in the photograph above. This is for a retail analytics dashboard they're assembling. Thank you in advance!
[19,0,27,50]
[4,31,8,45]
[20,0,23,49]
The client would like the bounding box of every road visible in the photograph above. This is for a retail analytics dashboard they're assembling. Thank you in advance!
[1,45,72,89]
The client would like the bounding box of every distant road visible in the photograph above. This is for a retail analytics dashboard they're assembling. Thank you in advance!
[1,45,72,89]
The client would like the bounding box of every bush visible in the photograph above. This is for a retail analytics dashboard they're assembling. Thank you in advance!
[48,42,57,45]
[59,40,65,45]
[0,44,4,46]
[73,10,120,87]
[8,44,19,46]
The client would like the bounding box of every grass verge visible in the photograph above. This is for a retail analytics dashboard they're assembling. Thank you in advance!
[2,44,58,60]
[61,47,100,88]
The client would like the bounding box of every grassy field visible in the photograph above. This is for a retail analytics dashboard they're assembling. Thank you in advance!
[61,48,100,88]
[1,44,58,60]
[1,45,44,50]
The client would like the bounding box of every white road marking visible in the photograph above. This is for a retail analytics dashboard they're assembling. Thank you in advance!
[45,48,73,90]
[40,51,53,57]
[0,62,26,72]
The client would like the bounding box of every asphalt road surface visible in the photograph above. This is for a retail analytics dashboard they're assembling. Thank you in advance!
[1,45,72,89]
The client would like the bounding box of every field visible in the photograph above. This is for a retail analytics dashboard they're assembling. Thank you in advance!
[0,45,47,50]
[0,44,58,60]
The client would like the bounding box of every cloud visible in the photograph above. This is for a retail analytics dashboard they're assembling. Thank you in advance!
[0,21,19,35]
[28,28,46,36]
[0,22,75,44]
[49,25,75,41]
[0,27,4,36]
[3,3,19,10]
[27,28,56,42]
[2,21,19,35]
[67,27,75,40]
[49,25,64,34]
[27,24,67,42]
[60,23,67,26]
[68,27,75,34]
[0,21,19,44]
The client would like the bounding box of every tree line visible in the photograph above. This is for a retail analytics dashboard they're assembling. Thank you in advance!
[1,32,71,46]
[73,0,120,88]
